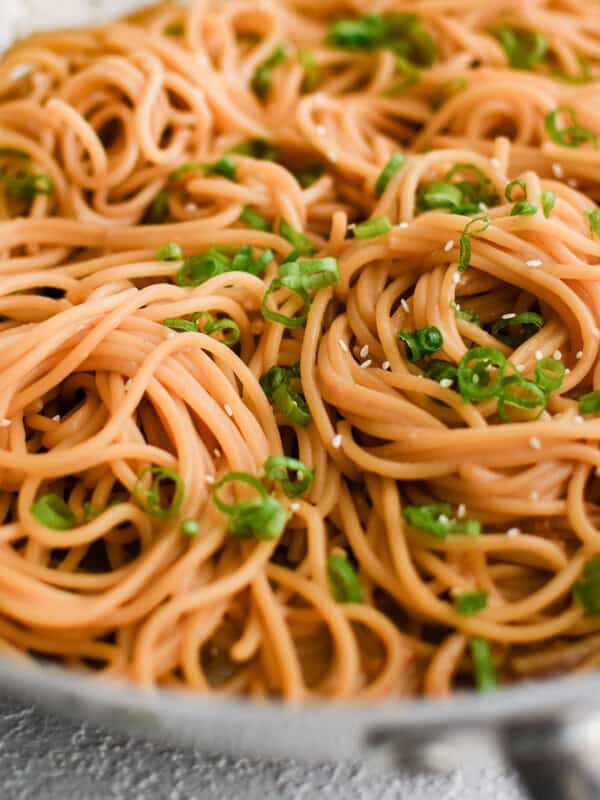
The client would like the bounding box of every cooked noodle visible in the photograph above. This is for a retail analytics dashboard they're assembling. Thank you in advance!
[0,0,598,701]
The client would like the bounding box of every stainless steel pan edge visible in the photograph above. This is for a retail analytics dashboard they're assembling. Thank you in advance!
[1,658,599,799]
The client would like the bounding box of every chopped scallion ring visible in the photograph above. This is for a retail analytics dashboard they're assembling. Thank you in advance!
[398,325,443,361]
[579,390,600,416]
[260,363,312,426]
[456,590,488,616]
[541,190,556,218]
[404,504,481,537]
[134,466,185,519]
[375,152,406,196]
[212,471,288,540]
[353,216,392,239]
[31,494,76,530]
[457,346,506,401]
[491,311,544,346]
[534,358,565,394]
[156,242,182,261]
[327,554,363,603]
[545,107,597,149]
[458,216,490,272]
[264,455,315,497]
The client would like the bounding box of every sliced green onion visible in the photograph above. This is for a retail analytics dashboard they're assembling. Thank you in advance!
[163,317,198,333]
[261,280,311,328]
[1,169,53,201]
[231,245,273,276]
[156,242,182,261]
[418,181,464,212]
[134,466,184,519]
[534,358,565,394]
[398,325,443,361]
[456,590,488,616]
[458,346,506,401]
[542,190,556,218]
[375,152,406,196]
[579,390,600,416]
[458,215,490,272]
[31,494,76,530]
[212,472,288,540]
[545,107,597,149]
[574,558,600,615]
[298,49,320,92]
[169,162,204,183]
[511,201,538,216]
[491,311,544,346]
[205,156,237,181]
[240,206,272,231]
[497,375,547,422]
[176,251,229,287]
[469,638,497,692]
[82,501,98,522]
[425,359,457,386]
[181,518,198,536]
[264,455,315,497]
[229,139,279,161]
[146,190,169,224]
[495,26,547,70]
[353,215,392,239]
[279,219,315,255]
[327,554,363,603]
[0,148,29,159]
[384,54,420,94]
[197,312,241,346]
[295,164,324,189]
[278,257,339,291]
[252,45,286,98]
[260,363,311,427]
[404,503,481,538]
[450,300,480,324]
[164,21,184,36]
[588,209,600,238]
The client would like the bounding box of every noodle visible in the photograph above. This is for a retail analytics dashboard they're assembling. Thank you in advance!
[0,0,598,701]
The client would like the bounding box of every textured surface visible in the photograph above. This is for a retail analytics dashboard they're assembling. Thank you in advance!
[0,2,527,798]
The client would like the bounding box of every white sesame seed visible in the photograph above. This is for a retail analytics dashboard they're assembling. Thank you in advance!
[185,202,198,213]
[576,350,583,360]
[401,298,410,313]
[444,239,454,252]
[338,338,348,352]
[290,502,301,512]
[490,157,501,169]
[360,359,372,369]
[213,448,222,458]
[332,434,342,449]
[507,527,521,538]
[574,415,584,425]
[526,259,543,268]
[399,221,409,229]
[167,330,178,338]
[440,378,453,388]
[454,303,461,310]
[359,344,369,359]
[224,403,233,417]
[52,414,60,422]
[382,361,391,370]
[205,474,215,485]
[516,364,525,373]
[529,436,541,450]
[501,312,516,320]
[0,419,10,427]
[479,202,488,211]
[327,151,337,162]
[347,223,356,230]
[535,350,544,360]
[553,350,562,360]
[438,514,449,524]
[565,368,571,374]
[529,490,539,500]
[552,163,564,179]
[452,272,461,284]
[457,503,466,518]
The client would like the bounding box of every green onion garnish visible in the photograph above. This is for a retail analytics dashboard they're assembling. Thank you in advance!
[181,518,198,536]
[195,311,241,346]
[504,179,528,203]
[398,325,443,361]
[425,358,457,386]
[469,638,497,691]
[261,281,311,328]
[418,164,498,216]
[353,216,392,239]
[229,139,279,161]
[212,472,288,540]
[205,156,237,181]
[495,26,547,70]
[418,181,464,212]
[545,107,597,149]
[156,242,182,261]
[82,501,97,522]
[534,357,565,394]
[375,152,406,196]
[404,503,481,538]
[588,209,600,238]
[164,21,184,36]
[279,219,315,255]
[456,590,488,616]
[579,390,600,416]
[457,346,506,401]
[264,455,315,497]
[31,494,76,530]
[1,169,53,202]
[497,374,547,422]
[295,164,324,189]
[491,311,544,346]
[252,45,286,98]
[278,257,339,291]
[574,557,600,614]
[327,554,363,603]
[511,201,538,216]
[175,245,273,287]
[163,317,198,333]
[260,363,311,427]
[240,206,272,231]
[450,300,480,324]
[298,49,320,92]
[146,190,169,224]
[458,215,490,272]
[169,162,204,183]
[134,466,185,519]
[541,190,556,218]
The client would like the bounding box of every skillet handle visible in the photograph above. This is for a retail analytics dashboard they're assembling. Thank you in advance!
[501,718,600,800]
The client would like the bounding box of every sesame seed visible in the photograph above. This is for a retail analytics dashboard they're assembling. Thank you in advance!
[576,350,583,360]
[401,298,410,313]
[399,221,409,229]
[440,378,453,388]
[444,239,454,252]
[438,514,449,524]
[332,434,342,449]
[360,359,372,369]
[529,490,540,500]
[359,344,369,359]
[553,350,562,360]
[0,419,10,427]
[479,202,488,211]
[529,436,541,450]
[490,158,501,169]
[167,330,178,338]
[516,364,525,373]
[290,502,301,512]
[52,414,60,422]
[328,151,337,162]
[526,259,542,268]
[552,163,564,179]
[501,313,516,320]
[574,415,584,425]
[205,474,215,485]
[452,272,461,284]
[213,448,222,458]
[224,403,233,417]
[185,202,198,213]
[565,368,571,374]
[535,350,544,360]
[454,303,461,310]
[507,527,521,538]
[338,339,348,352]
[457,503,466,518]
[382,361,391,370]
